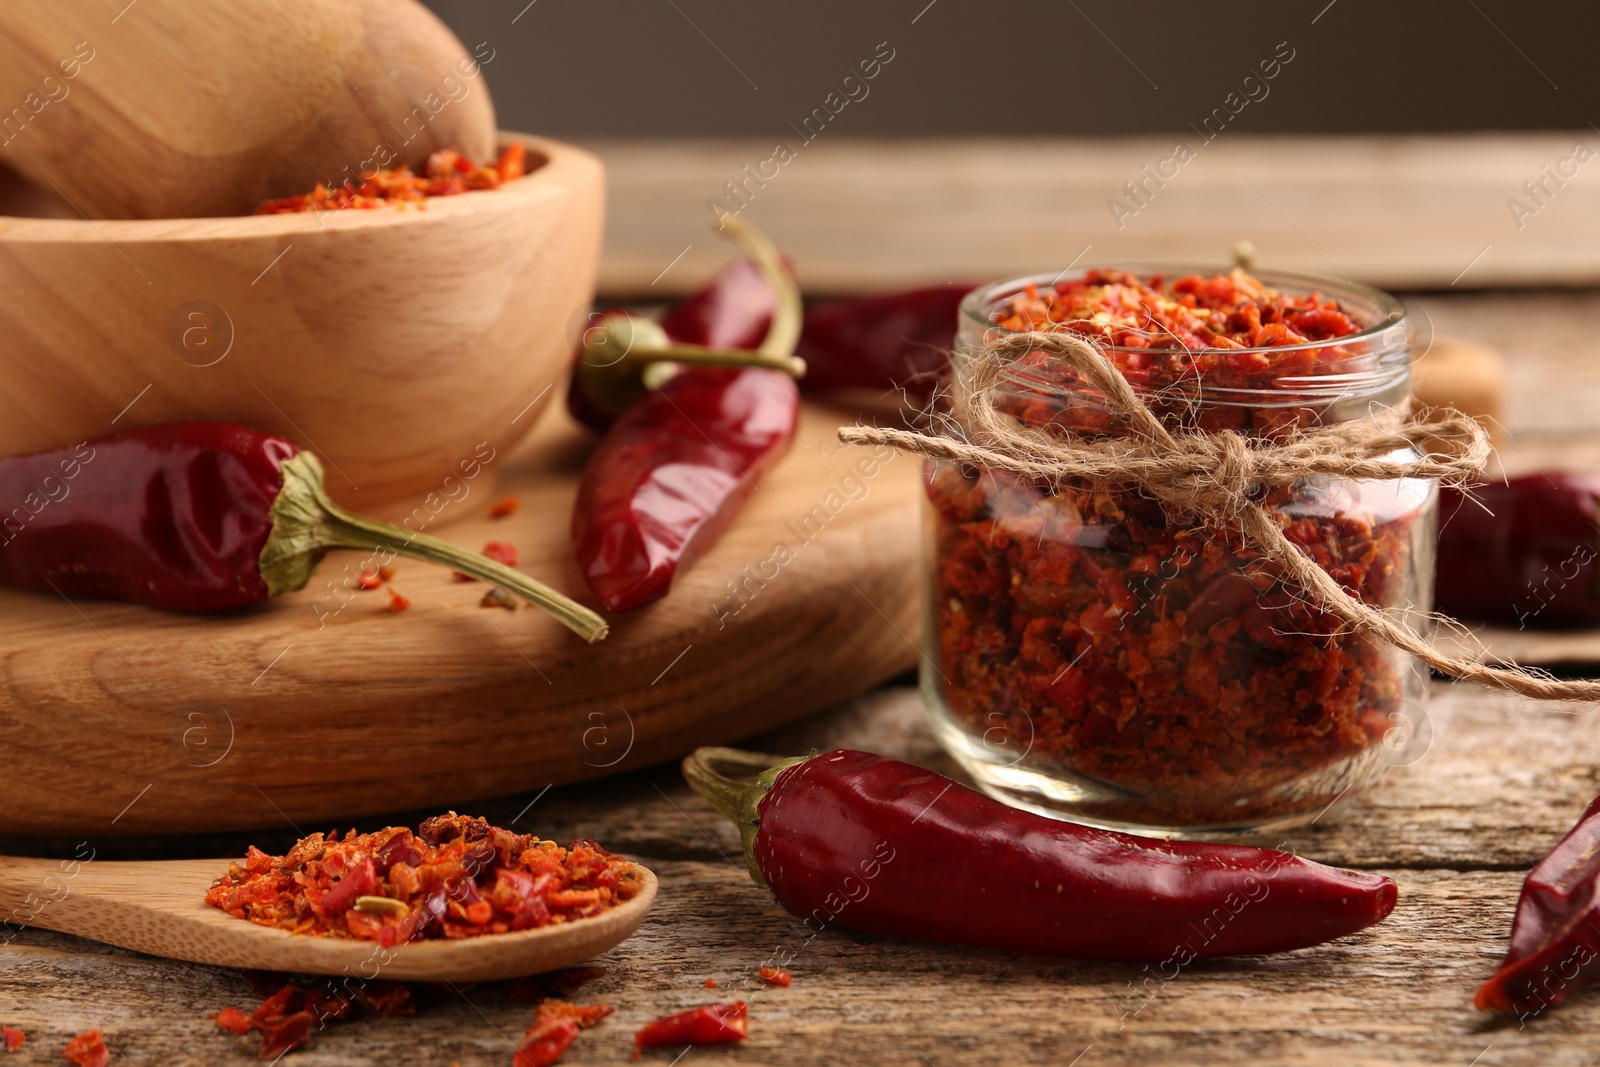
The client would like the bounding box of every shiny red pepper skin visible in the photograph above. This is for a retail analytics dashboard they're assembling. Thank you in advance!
[795,284,971,400]
[1476,792,1600,1015]
[1436,474,1600,627]
[0,422,293,612]
[658,256,779,350]
[747,750,1397,961]
[572,369,799,612]
[633,1002,747,1048]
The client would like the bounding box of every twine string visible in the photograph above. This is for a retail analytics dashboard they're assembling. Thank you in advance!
[841,331,1599,703]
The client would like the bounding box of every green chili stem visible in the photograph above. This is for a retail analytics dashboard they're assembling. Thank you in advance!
[261,452,608,643]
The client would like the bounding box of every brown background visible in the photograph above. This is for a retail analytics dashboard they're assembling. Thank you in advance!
[422,0,1593,137]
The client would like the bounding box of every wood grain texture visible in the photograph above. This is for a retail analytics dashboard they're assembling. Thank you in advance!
[0,0,496,219]
[0,856,656,982]
[589,135,1600,295]
[0,401,922,836]
[0,131,603,511]
[0,682,1594,1066]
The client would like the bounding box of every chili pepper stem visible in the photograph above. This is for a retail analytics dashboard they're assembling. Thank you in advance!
[634,344,807,391]
[681,747,809,886]
[260,452,608,643]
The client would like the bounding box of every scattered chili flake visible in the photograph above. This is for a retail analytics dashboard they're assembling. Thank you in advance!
[256,143,527,214]
[489,495,520,519]
[349,981,413,1016]
[757,966,791,987]
[212,1006,253,1035]
[204,814,643,945]
[356,570,383,591]
[385,587,410,612]
[514,1018,579,1067]
[512,998,613,1067]
[703,978,717,989]
[61,1030,108,1067]
[483,541,519,567]
[930,267,1420,826]
[1,1025,22,1052]
[634,1002,747,1049]
[480,586,519,611]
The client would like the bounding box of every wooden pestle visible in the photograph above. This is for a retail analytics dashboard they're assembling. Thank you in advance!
[0,0,498,219]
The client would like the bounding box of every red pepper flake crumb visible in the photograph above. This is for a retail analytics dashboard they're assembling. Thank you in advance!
[480,586,519,611]
[994,267,1359,354]
[61,1030,108,1067]
[1,1025,22,1052]
[356,570,383,591]
[212,1006,253,1035]
[257,143,527,214]
[203,813,643,944]
[385,587,410,612]
[489,495,520,519]
[513,999,613,1067]
[703,978,717,989]
[483,541,519,567]
[634,1002,747,1049]
[214,978,400,1058]
[378,565,395,581]
[757,966,792,987]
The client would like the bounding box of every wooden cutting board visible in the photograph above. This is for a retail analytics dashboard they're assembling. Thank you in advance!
[0,402,922,836]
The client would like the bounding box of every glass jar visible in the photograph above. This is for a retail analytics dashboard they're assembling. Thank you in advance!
[922,268,1436,836]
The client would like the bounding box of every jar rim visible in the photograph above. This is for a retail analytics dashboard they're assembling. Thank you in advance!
[959,265,1408,356]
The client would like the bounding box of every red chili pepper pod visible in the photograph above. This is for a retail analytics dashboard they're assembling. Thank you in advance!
[1436,474,1600,628]
[572,369,799,612]
[0,421,607,641]
[1476,792,1600,1015]
[633,1002,747,1048]
[684,748,1398,962]
[566,228,803,432]
[795,284,972,400]
[570,216,804,612]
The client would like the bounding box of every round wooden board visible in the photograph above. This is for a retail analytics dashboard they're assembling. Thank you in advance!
[0,402,922,836]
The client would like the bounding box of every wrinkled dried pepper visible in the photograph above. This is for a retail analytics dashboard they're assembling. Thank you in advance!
[685,747,1397,961]
[1477,792,1600,1016]
[0,423,605,641]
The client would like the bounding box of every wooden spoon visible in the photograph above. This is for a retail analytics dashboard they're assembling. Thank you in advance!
[0,0,497,219]
[0,856,657,981]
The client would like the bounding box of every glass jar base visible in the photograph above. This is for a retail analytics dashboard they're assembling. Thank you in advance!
[924,686,1392,840]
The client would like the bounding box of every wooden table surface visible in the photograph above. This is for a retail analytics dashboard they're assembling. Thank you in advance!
[7,138,1600,1065]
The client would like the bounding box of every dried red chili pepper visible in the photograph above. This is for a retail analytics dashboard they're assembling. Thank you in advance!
[685,748,1397,961]
[756,966,791,987]
[0,1025,22,1052]
[61,1030,108,1067]
[634,1002,747,1049]
[1476,792,1600,1016]
[1437,474,1600,628]
[796,284,971,400]
[0,422,605,641]
[571,220,804,612]
[489,495,520,519]
[565,222,804,432]
[256,143,526,214]
[205,814,642,944]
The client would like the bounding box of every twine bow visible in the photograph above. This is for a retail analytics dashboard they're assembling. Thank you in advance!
[841,331,1600,703]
